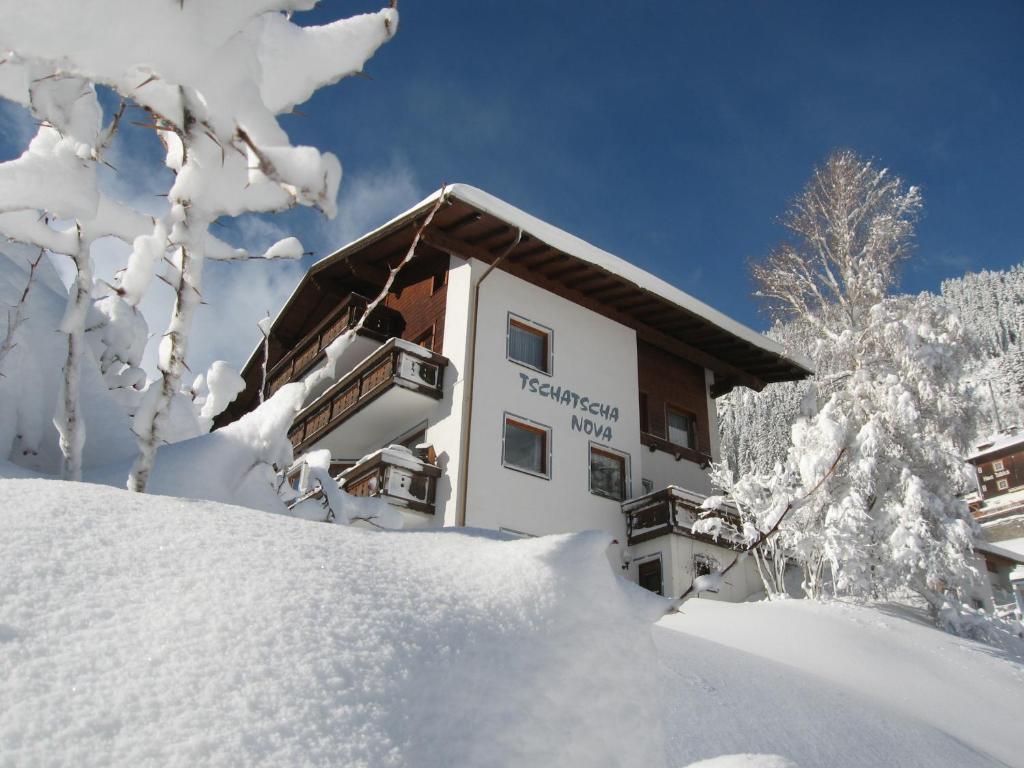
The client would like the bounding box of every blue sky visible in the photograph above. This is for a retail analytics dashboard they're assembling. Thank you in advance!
[2,0,1022,373]
[297,0,1023,328]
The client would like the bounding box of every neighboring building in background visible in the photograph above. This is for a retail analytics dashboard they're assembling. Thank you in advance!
[965,431,1024,617]
[219,185,811,602]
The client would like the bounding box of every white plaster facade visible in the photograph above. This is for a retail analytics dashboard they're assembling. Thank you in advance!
[327,256,765,601]
[261,186,810,603]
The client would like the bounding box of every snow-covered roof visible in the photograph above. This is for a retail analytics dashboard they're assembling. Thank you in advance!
[974,539,1024,565]
[966,429,1024,462]
[310,184,813,377]
[972,488,1024,519]
[226,184,813,423]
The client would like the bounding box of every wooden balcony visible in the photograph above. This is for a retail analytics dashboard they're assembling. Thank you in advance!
[339,446,442,515]
[266,293,404,397]
[640,432,712,467]
[288,338,447,458]
[622,486,743,548]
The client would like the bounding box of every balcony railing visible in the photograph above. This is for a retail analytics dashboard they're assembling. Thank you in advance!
[640,432,712,467]
[622,486,743,548]
[266,293,404,397]
[338,446,442,515]
[287,338,447,455]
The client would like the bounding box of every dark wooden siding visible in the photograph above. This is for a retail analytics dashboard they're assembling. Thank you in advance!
[975,448,1024,500]
[637,340,711,455]
[384,265,448,354]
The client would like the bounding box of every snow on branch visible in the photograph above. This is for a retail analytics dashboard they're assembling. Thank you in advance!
[669,447,847,613]
[0,247,42,378]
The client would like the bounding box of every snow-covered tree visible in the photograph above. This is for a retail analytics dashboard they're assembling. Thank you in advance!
[713,151,981,621]
[0,1,398,489]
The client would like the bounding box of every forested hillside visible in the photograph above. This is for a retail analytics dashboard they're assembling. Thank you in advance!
[720,263,1024,474]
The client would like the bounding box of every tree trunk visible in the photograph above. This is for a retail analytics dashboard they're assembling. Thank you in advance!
[56,243,93,481]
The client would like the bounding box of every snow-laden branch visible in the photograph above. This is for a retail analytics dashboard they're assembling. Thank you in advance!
[670,447,847,612]
[0,247,42,378]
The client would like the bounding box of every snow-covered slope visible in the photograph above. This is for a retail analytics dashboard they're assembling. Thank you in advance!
[660,600,1024,768]
[0,479,666,768]
[3,478,1022,767]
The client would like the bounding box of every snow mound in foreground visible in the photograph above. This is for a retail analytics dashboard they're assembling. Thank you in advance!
[659,599,1024,768]
[0,479,667,767]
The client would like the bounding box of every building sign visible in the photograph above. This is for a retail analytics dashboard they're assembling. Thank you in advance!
[518,372,619,441]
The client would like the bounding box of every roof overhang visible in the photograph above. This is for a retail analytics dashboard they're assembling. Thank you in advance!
[240,184,812,399]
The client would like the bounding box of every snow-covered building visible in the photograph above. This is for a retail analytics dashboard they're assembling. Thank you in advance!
[220,185,811,601]
[965,431,1024,616]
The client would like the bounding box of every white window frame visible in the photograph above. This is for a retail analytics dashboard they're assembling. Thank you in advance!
[588,441,631,501]
[665,404,697,450]
[997,478,1009,491]
[506,312,553,376]
[993,459,1005,472]
[501,412,552,480]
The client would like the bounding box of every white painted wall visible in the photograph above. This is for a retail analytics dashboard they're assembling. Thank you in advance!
[638,451,712,496]
[422,255,481,528]
[462,263,641,546]
[668,536,763,602]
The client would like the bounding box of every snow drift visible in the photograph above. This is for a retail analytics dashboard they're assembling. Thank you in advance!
[0,479,667,767]
[659,599,1024,768]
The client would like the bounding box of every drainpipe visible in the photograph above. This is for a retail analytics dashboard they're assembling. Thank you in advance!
[455,228,523,527]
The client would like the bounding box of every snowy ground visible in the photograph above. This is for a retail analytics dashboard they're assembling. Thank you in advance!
[2,477,1023,767]
[0,479,665,768]
[659,600,1024,768]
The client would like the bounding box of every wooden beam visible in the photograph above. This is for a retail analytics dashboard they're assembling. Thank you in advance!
[441,211,481,234]
[606,294,653,310]
[507,243,549,262]
[542,262,590,280]
[584,282,634,298]
[630,305,681,323]
[468,224,510,246]
[526,253,569,272]
[564,273,615,291]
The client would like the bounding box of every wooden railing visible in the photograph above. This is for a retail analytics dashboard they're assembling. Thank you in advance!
[287,338,447,453]
[266,293,403,397]
[622,486,742,547]
[340,448,442,515]
[640,432,712,467]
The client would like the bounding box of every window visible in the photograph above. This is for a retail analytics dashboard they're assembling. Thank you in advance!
[502,415,550,478]
[693,553,720,593]
[639,392,649,433]
[414,327,434,352]
[507,314,551,374]
[637,557,663,596]
[642,478,654,495]
[666,407,695,449]
[993,460,1005,472]
[431,269,447,294]
[589,444,628,500]
[997,478,1009,491]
